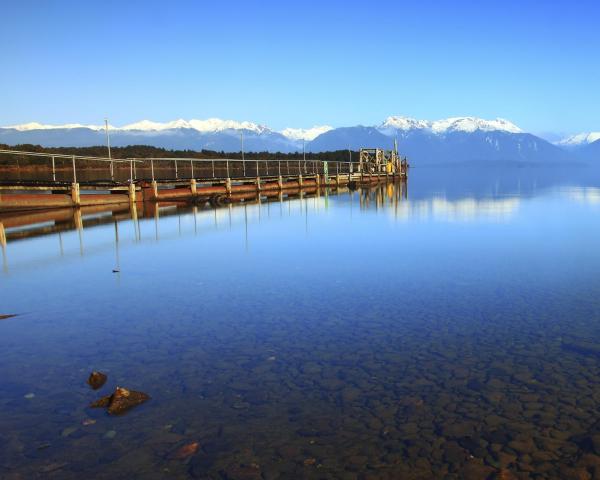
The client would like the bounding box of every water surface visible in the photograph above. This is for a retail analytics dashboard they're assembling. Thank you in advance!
[2,166,600,479]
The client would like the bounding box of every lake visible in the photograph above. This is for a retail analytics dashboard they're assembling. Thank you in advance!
[2,165,600,479]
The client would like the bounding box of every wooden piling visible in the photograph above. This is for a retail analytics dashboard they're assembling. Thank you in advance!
[71,183,80,207]
[128,183,136,203]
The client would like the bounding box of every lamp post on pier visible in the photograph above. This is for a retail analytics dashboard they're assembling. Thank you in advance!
[105,118,113,180]
[241,131,245,177]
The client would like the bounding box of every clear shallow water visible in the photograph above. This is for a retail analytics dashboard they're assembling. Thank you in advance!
[2,167,600,479]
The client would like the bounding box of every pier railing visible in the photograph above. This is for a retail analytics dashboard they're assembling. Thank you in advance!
[0,149,362,184]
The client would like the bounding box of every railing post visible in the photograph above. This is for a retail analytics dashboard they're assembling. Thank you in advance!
[190,159,194,179]
[175,160,178,179]
[266,160,269,176]
[226,159,230,178]
[287,161,290,175]
[212,159,215,178]
[72,155,77,183]
[243,157,246,177]
[51,156,56,182]
[129,160,133,183]
[256,159,259,177]
[278,160,281,177]
[151,159,155,181]
[133,160,137,180]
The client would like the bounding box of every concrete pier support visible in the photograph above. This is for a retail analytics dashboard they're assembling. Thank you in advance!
[256,177,262,192]
[225,178,232,195]
[71,183,80,207]
[277,176,283,190]
[298,175,303,187]
[190,179,197,196]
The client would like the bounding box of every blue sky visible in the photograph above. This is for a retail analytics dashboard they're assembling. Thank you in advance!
[1,0,599,135]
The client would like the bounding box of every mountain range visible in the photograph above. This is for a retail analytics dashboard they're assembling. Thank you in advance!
[1,117,598,164]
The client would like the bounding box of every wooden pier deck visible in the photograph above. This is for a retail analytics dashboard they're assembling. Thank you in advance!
[0,149,407,213]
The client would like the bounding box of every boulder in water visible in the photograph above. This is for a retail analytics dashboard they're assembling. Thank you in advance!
[90,387,150,415]
[87,371,107,390]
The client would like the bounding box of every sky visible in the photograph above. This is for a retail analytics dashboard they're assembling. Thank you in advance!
[1,0,599,135]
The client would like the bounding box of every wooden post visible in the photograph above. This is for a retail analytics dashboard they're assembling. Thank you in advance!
[71,182,80,206]
[225,177,232,195]
[72,155,77,183]
[315,173,320,187]
[277,175,283,190]
[190,179,197,196]
[51,156,56,182]
[0,222,6,248]
[128,183,136,203]
[298,174,303,187]
[256,177,261,192]
[152,180,158,201]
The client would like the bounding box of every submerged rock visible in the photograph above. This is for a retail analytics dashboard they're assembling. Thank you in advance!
[87,371,108,390]
[0,314,17,320]
[90,395,112,408]
[171,442,200,460]
[90,387,150,415]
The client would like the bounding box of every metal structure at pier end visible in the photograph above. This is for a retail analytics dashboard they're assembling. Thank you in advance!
[359,141,408,175]
[0,148,408,213]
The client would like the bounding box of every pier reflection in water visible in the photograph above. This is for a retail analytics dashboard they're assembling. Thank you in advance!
[0,182,408,272]
[3,169,600,479]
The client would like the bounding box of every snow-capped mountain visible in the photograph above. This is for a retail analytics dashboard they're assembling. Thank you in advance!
[557,132,600,147]
[0,116,583,163]
[279,125,333,141]
[308,116,567,164]
[378,116,522,135]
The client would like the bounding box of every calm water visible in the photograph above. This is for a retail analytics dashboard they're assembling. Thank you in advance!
[2,166,600,479]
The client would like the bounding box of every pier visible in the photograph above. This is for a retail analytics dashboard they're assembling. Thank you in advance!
[0,148,408,213]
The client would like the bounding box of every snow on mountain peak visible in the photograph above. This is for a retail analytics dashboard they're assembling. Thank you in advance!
[431,117,522,134]
[6,121,105,131]
[380,116,429,131]
[557,132,600,146]
[378,116,523,135]
[280,125,333,141]
[121,118,271,134]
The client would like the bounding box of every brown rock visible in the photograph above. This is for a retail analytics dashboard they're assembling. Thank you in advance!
[87,371,107,390]
[107,387,150,415]
[89,387,150,415]
[90,395,112,408]
[172,442,200,460]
